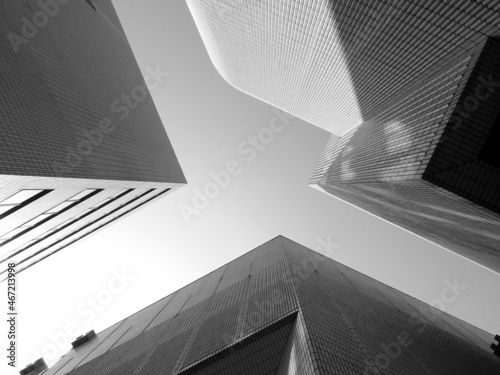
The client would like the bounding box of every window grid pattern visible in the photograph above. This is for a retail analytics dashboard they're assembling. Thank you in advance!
[43,237,500,375]
[0,1,185,183]
[310,37,500,272]
[0,190,52,220]
[424,37,500,213]
[2,188,172,278]
[179,316,296,375]
[319,181,500,272]
[186,0,500,136]
[311,50,479,184]
[0,189,101,248]
[0,189,132,263]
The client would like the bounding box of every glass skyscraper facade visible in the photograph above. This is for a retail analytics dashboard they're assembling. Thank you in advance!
[0,0,186,277]
[43,237,500,374]
[185,0,500,272]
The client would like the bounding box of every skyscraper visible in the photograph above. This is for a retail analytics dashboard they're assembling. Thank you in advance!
[42,236,500,374]
[0,0,186,277]
[184,0,500,271]
[19,358,48,375]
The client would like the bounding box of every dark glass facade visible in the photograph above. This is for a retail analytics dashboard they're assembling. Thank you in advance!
[0,1,185,276]
[184,0,500,271]
[1,0,185,182]
[186,0,500,138]
[312,37,500,273]
[43,237,500,374]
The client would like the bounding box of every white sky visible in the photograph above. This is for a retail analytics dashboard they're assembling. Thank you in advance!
[5,0,500,373]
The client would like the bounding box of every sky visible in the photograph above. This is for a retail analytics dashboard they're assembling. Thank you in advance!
[6,0,500,372]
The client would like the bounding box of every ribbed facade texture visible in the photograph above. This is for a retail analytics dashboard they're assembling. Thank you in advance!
[44,237,500,374]
[318,181,500,272]
[186,0,500,270]
[0,0,186,276]
[1,0,185,182]
[0,178,181,279]
[185,0,500,137]
[311,36,500,272]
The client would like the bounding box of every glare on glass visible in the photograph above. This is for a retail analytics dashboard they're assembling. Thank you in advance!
[91,198,113,209]
[67,189,98,201]
[46,201,74,214]
[0,206,15,215]
[70,209,94,221]
[0,190,44,205]
[20,214,54,227]
[109,189,131,199]
[51,218,75,231]
[0,227,28,240]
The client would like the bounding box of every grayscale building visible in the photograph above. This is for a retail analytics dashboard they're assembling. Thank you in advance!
[42,236,500,374]
[0,0,185,277]
[20,358,48,375]
[185,0,500,272]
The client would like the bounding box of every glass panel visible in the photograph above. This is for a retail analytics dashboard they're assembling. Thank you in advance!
[36,222,67,239]
[67,189,98,201]
[21,214,54,227]
[0,190,44,205]
[118,195,139,207]
[0,227,28,239]
[109,189,131,198]
[17,232,83,267]
[0,206,15,215]
[51,218,75,231]
[0,246,12,258]
[91,198,113,209]
[36,231,53,239]
[45,201,74,214]
[71,209,94,221]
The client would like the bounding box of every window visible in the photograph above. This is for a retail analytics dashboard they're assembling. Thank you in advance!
[0,227,29,240]
[1,190,44,205]
[1,188,132,257]
[20,214,54,227]
[1,188,166,267]
[0,189,101,247]
[67,189,98,202]
[90,198,113,209]
[0,190,51,220]
[51,221,70,232]
[71,209,94,221]
[478,113,500,168]
[0,206,14,215]
[46,202,75,214]
[109,189,130,199]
